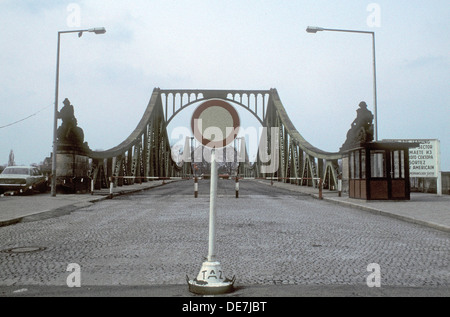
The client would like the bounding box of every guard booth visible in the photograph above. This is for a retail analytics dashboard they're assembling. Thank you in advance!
[347,141,419,200]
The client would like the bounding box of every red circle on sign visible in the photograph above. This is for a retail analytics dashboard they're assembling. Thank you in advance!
[191,99,240,148]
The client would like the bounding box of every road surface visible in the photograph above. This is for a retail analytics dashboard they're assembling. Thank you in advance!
[1,179,449,298]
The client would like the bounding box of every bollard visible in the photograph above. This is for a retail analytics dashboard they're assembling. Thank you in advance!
[194,176,198,198]
[91,179,94,195]
[337,173,342,197]
[109,177,113,199]
[318,178,323,200]
[235,177,239,198]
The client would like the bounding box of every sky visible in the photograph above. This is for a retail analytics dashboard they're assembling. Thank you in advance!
[0,0,449,171]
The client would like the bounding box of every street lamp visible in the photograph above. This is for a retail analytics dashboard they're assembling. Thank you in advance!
[51,27,106,197]
[306,26,378,141]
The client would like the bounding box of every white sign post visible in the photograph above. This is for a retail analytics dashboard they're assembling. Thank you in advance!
[187,99,239,295]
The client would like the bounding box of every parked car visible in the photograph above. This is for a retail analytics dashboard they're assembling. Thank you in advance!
[0,166,48,194]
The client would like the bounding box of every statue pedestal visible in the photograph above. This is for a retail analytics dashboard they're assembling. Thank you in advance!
[56,143,91,193]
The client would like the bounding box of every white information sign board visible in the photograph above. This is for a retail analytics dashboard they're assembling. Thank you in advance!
[388,139,440,178]
[384,139,441,195]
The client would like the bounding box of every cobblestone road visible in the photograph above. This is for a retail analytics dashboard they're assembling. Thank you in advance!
[1,180,449,289]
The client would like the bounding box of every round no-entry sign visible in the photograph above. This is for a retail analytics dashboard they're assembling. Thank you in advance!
[191,99,240,148]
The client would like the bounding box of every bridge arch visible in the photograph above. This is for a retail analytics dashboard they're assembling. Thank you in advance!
[162,89,269,125]
[86,88,343,191]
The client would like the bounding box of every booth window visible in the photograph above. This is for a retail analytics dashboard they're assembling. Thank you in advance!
[370,150,386,178]
[350,151,354,179]
[349,149,366,179]
[361,150,366,179]
[391,150,405,179]
[355,151,360,179]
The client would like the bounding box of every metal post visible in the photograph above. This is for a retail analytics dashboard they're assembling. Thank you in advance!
[319,178,323,200]
[235,177,239,198]
[208,148,218,262]
[194,176,198,198]
[371,32,378,141]
[109,177,113,198]
[436,140,442,196]
[51,32,61,197]
[437,172,442,196]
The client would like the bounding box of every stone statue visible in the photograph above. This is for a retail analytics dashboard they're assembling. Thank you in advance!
[340,101,374,152]
[55,98,90,193]
[56,98,88,150]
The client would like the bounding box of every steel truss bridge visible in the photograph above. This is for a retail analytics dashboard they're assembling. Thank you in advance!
[89,88,343,191]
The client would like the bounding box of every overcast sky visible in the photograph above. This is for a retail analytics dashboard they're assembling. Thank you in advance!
[0,1,449,170]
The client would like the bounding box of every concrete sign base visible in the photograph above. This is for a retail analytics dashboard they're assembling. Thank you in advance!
[187,261,235,295]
